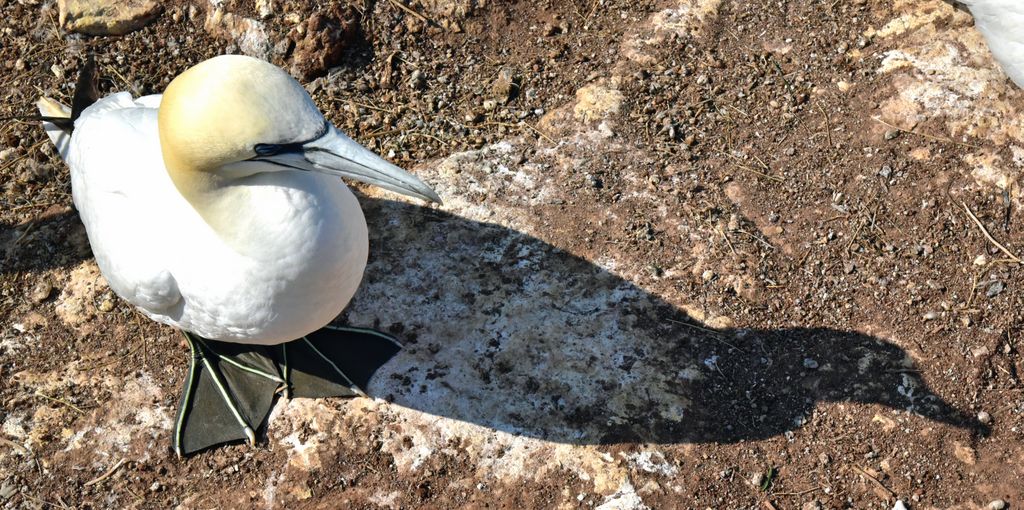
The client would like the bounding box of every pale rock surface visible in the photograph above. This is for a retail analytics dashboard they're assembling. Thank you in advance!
[204,8,272,59]
[870,0,1024,203]
[58,0,161,35]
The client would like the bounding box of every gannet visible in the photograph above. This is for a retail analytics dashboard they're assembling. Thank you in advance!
[35,55,441,456]
[958,0,1024,88]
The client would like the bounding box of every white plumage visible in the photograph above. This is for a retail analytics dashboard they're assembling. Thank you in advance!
[63,92,368,343]
[38,55,437,345]
[961,0,1024,88]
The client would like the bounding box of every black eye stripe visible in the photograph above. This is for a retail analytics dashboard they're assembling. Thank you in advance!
[254,143,281,156]
[251,121,330,159]
[253,142,305,157]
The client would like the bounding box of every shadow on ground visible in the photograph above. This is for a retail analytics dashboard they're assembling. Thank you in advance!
[1,209,87,274]
[349,196,986,445]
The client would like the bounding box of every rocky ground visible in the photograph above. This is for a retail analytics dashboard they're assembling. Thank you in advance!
[1,0,1023,508]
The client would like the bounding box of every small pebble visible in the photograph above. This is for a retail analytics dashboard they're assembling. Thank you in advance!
[884,129,900,140]
[879,165,892,178]
[892,500,908,510]
[986,281,1005,298]
[986,500,1006,510]
[751,472,765,487]
[30,281,53,304]
[973,254,989,266]
[923,311,939,321]
[98,299,115,312]
[803,358,819,369]
[977,411,992,424]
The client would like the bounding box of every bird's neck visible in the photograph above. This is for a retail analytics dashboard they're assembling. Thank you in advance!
[166,165,261,249]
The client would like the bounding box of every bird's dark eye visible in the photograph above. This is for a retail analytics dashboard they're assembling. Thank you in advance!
[254,143,281,156]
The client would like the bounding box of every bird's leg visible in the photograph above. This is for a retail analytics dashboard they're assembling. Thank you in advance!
[172,332,282,456]
[280,342,291,399]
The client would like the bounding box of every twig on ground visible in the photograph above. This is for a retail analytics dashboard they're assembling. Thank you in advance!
[960,201,1021,264]
[84,458,127,487]
[852,465,894,499]
[872,116,981,149]
[387,0,430,24]
[33,391,86,414]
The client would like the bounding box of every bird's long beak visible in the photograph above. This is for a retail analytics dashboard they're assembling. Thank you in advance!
[261,126,442,204]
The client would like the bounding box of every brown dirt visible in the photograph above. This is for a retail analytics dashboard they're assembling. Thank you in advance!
[1,0,1022,508]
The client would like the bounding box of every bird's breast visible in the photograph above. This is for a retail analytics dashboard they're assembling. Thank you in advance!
[171,172,369,344]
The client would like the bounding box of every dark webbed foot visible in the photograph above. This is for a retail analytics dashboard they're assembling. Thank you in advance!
[281,326,403,399]
[173,326,402,456]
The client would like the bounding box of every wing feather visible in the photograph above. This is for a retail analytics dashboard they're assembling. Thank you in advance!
[68,94,182,313]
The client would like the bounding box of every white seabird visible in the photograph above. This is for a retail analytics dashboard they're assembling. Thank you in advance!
[36,55,441,456]
[958,0,1024,88]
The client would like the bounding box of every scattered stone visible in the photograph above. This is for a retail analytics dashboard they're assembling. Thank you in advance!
[977,411,992,424]
[973,254,989,266]
[0,483,15,500]
[58,0,162,35]
[750,472,765,487]
[98,298,115,312]
[878,165,892,178]
[491,67,520,103]
[409,70,426,90]
[985,281,1005,298]
[884,129,900,141]
[205,8,271,59]
[818,453,830,465]
[574,83,623,122]
[803,358,819,369]
[30,280,52,304]
[922,311,939,321]
[256,0,274,20]
[149,481,162,492]
[289,5,360,80]
[802,501,822,510]
[986,500,1007,510]
[892,500,908,510]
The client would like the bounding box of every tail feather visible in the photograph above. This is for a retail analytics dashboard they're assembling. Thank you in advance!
[36,98,73,161]
[71,55,100,122]
[34,55,99,162]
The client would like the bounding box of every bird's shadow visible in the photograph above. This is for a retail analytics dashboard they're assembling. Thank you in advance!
[346,196,986,444]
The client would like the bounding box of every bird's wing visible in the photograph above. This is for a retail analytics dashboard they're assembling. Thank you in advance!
[67,93,182,313]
